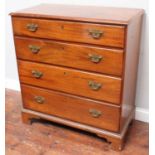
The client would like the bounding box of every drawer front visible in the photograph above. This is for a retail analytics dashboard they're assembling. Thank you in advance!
[15,37,124,76]
[12,17,125,48]
[21,84,120,132]
[18,60,122,104]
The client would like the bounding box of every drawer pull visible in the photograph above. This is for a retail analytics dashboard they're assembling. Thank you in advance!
[89,30,103,39]
[27,23,38,32]
[88,54,103,63]
[34,96,45,104]
[89,109,102,118]
[32,70,43,79]
[88,81,102,91]
[29,45,41,54]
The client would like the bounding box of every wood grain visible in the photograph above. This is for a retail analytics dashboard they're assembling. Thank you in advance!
[12,17,125,48]
[21,84,120,132]
[15,36,124,76]
[21,106,134,151]
[10,4,144,25]
[120,13,144,130]
[6,89,149,154]
[18,60,122,104]
[10,4,144,151]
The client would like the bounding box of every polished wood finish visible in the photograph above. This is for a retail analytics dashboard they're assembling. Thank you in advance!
[21,106,134,151]
[10,4,144,25]
[18,60,122,104]
[15,36,124,76]
[120,12,144,130]
[11,4,144,151]
[12,17,125,48]
[21,84,120,132]
[6,89,149,155]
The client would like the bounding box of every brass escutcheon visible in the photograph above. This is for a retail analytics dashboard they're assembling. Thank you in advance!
[89,109,102,118]
[29,45,41,54]
[32,70,43,79]
[34,96,45,104]
[88,80,102,91]
[27,23,38,32]
[88,54,103,63]
[88,29,103,39]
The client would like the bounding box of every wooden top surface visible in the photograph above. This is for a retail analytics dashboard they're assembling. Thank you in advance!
[10,4,144,25]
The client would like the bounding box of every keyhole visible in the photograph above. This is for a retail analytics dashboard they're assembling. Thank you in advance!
[61,25,64,29]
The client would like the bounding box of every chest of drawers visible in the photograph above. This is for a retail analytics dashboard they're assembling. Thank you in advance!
[10,4,144,151]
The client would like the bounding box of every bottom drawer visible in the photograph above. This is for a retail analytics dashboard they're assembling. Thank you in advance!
[21,84,121,132]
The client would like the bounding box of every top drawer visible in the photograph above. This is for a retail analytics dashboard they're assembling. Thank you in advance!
[12,17,125,48]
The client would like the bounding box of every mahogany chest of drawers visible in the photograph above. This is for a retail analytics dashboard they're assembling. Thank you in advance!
[10,4,144,151]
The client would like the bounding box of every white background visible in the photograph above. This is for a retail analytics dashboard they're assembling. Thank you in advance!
[5,0,149,122]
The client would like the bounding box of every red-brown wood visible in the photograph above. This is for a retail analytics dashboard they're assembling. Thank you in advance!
[6,89,149,154]
[18,60,122,105]
[10,4,144,151]
[12,17,125,48]
[10,4,144,25]
[21,84,121,132]
[15,36,124,76]
[120,12,144,130]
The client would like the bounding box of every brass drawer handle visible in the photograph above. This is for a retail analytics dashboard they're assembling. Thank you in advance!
[34,96,45,104]
[27,23,38,32]
[29,45,41,54]
[88,54,103,63]
[89,109,102,118]
[32,70,43,79]
[89,30,103,39]
[88,80,102,91]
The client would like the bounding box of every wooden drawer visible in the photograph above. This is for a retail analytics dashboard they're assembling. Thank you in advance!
[12,17,125,48]
[15,37,124,76]
[18,60,122,104]
[11,4,144,151]
[21,84,120,132]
